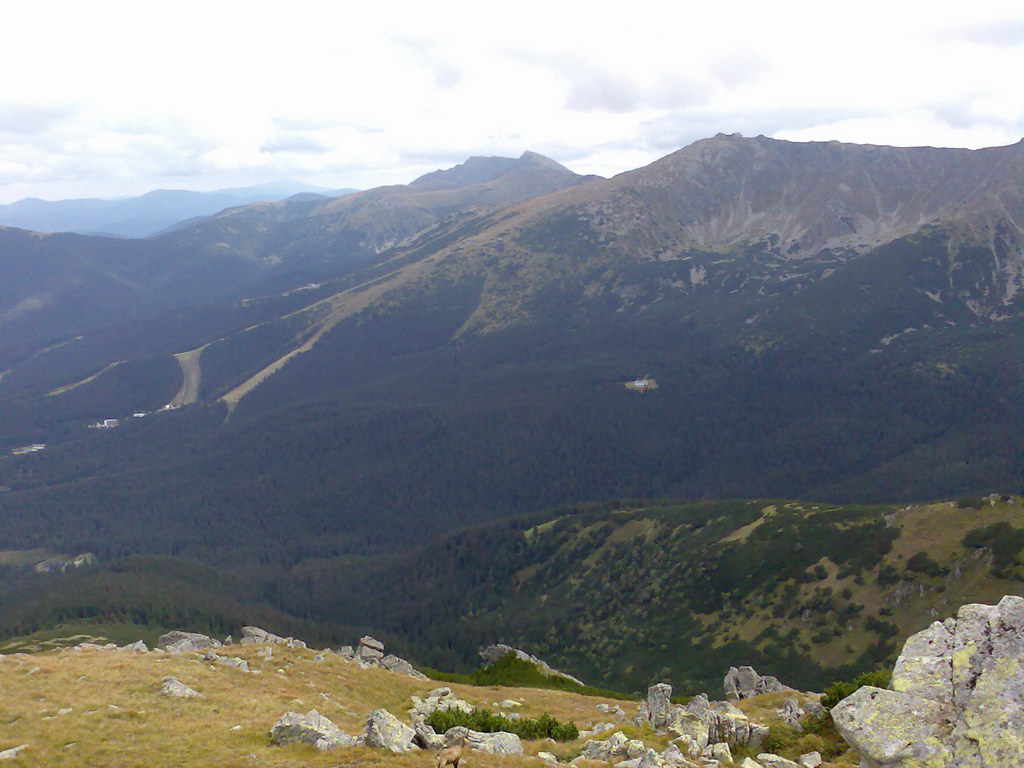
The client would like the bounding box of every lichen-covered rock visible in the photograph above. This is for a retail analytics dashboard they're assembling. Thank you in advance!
[156,631,221,653]
[797,751,822,768]
[119,640,148,653]
[363,708,415,752]
[269,709,358,750]
[582,731,630,761]
[723,666,789,700]
[240,626,286,645]
[641,683,676,729]
[702,742,732,763]
[161,677,201,698]
[833,595,1024,768]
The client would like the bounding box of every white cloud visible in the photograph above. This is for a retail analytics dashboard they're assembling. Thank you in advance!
[0,0,1021,202]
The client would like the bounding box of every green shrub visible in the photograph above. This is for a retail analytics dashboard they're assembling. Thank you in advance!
[419,653,630,699]
[905,551,948,577]
[426,707,578,742]
[876,563,900,585]
[956,497,983,509]
[820,668,892,709]
[761,723,802,754]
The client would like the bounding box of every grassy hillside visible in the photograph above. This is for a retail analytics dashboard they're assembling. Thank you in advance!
[0,640,639,768]
[4,496,1021,698]
[270,495,1024,693]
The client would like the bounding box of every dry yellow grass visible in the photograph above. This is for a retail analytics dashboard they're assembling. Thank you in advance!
[0,643,638,767]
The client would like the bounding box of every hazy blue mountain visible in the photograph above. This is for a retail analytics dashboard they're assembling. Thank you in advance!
[0,181,358,238]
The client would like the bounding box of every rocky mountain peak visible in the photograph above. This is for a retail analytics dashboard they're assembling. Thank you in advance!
[410,151,577,192]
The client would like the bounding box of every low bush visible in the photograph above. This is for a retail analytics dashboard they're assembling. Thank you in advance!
[421,653,631,699]
[426,707,578,741]
[820,667,892,709]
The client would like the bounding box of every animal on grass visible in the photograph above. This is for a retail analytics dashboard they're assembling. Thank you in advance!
[436,735,466,768]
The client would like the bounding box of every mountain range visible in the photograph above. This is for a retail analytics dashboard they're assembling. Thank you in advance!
[0,135,1021,687]
[0,180,359,239]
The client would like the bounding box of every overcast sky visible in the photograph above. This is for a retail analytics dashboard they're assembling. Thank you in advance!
[1,0,1022,203]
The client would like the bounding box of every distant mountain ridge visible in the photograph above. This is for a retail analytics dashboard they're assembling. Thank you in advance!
[0,181,359,238]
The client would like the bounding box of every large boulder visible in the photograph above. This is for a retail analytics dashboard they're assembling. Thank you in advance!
[833,595,1024,768]
[161,677,201,698]
[723,665,789,700]
[270,709,358,750]
[156,631,221,653]
[363,709,415,752]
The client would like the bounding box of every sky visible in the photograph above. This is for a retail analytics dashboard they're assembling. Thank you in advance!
[1,0,1022,203]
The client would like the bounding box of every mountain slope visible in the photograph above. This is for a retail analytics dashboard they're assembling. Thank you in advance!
[0,152,593,352]
[0,136,1019,605]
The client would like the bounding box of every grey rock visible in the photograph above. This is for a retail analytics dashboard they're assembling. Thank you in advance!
[412,720,446,750]
[660,742,689,765]
[702,742,731,763]
[0,745,28,761]
[740,759,763,768]
[269,709,358,750]
[240,626,287,645]
[723,666,789,700]
[358,635,385,661]
[161,677,201,698]
[538,750,558,763]
[756,755,801,768]
[797,751,822,768]
[833,596,1024,768]
[461,729,523,756]
[381,653,428,679]
[643,682,676,729]
[156,631,221,653]
[364,708,415,752]
[119,640,148,653]
[597,702,627,720]
[409,689,473,718]
[215,656,250,672]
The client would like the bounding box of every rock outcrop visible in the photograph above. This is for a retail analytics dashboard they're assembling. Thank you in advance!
[634,684,768,755]
[479,643,585,685]
[357,635,385,661]
[269,710,359,750]
[156,631,221,653]
[381,653,429,680]
[409,687,474,718]
[239,626,306,648]
[833,595,1024,767]
[723,665,790,700]
[363,709,416,752]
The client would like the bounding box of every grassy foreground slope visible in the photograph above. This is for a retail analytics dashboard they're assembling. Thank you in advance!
[0,641,638,768]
